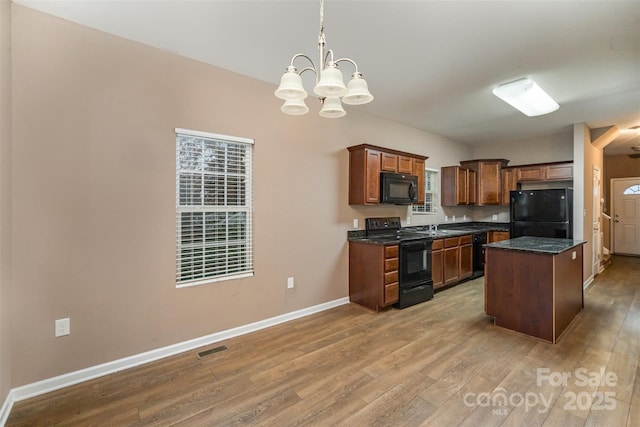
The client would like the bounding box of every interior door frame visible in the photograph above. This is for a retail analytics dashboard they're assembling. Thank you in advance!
[610,177,640,255]
[592,166,601,275]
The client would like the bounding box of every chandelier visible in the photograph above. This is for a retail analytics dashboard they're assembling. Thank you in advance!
[274,0,374,118]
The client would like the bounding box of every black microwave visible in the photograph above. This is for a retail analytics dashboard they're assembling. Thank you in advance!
[380,172,418,204]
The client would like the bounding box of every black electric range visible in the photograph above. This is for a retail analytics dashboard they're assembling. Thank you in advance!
[365,217,434,308]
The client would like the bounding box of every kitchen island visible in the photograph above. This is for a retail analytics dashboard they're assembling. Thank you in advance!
[484,236,585,343]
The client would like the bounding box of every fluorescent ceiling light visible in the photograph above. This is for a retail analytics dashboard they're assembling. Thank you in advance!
[492,78,559,117]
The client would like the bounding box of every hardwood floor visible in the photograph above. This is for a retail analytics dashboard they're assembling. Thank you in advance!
[7,255,640,426]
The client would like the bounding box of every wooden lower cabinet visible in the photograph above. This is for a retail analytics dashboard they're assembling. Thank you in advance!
[443,237,460,285]
[431,239,444,289]
[349,242,399,311]
[433,233,479,290]
[489,231,510,243]
[459,235,473,279]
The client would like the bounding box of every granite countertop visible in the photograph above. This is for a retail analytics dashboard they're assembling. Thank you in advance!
[348,222,510,245]
[484,236,586,254]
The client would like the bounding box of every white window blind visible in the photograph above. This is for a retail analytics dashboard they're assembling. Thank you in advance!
[413,167,439,214]
[175,128,253,287]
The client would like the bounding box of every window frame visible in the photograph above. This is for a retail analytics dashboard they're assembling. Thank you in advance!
[175,128,254,288]
[412,167,439,215]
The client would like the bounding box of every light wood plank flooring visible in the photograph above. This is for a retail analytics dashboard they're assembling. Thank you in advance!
[7,255,640,426]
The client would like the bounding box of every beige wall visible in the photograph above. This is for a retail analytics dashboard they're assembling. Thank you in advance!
[603,155,640,213]
[8,5,475,387]
[1,0,12,403]
[472,131,573,166]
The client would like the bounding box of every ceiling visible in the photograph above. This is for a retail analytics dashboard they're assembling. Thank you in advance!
[15,0,640,155]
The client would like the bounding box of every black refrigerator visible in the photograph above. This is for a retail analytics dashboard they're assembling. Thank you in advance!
[510,189,573,239]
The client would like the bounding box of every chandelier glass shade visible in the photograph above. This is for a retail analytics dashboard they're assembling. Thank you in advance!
[274,0,373,118]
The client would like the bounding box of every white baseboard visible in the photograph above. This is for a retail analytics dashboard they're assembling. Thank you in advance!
[0,390,15,427]
[0,297,349,425]
[583,275,594,290]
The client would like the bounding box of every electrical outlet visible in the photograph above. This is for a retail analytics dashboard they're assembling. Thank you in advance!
[463,214,467,221]
[55,318,70,337]
[287,277,295,289]
[572,251,576,260]
[492,214,498,221]
[353,219,358,229]
[406,216,411,225]
[452,215,456,222]
[444,215,448,222]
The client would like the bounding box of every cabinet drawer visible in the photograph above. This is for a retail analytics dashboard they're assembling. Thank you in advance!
[460,234,472,245]
[384,271,398,285]
[385,245,399,258]
[384,283,399,305]
[432,239,444,250]
[385,257,398,272]
[444,237,460,248]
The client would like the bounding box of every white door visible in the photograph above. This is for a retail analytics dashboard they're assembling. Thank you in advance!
[612,178,640,255]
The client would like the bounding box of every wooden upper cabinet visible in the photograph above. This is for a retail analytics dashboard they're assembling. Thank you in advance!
[545,162,573,181]
[501,167,517,206]
[412,158,426,205]
[442,166,473,206]
[348,144,428,206]
[381,152,398,172]
[348,146,381,205]
[517,165,546,182]
[467,169,477,205]
[398,156,413,174]
[516,161,573,183]
[460,159,509,206]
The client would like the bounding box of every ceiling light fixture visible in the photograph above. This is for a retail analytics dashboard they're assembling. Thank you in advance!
[492,77,559,117]
[274,0,373,118]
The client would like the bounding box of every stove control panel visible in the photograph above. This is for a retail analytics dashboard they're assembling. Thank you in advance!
[365,217,402,232]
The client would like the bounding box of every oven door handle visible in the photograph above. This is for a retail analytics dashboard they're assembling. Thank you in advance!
[402,240,429,251]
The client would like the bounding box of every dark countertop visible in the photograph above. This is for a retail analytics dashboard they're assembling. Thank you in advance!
[347,222,509,245]
[484,236,586,254]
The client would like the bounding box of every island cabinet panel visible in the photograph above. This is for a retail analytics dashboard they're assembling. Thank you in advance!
[554,248,584,338]
[349,241,399,311]
[484,242,584,343]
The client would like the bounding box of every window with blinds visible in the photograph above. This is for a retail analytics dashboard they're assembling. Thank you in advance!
[175,128,254,287]
[412,168,439,214]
